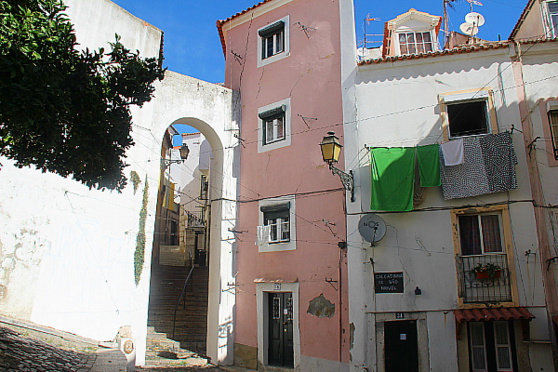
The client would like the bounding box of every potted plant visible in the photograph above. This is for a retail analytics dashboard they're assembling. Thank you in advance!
[471,262,502,280]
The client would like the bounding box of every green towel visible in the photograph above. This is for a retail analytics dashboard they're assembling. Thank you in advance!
[370,147,416,211]
[416,144,441,187]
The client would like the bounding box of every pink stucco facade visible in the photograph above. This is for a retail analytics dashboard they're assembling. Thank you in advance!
[219,0,349,369]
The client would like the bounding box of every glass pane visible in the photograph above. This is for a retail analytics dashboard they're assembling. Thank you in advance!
[472,348,487,370]
[407,33,415,43]
[267,37,274,57]
[549,2,558,13]
[286,297,293,321]
[408,44,416,54]
[494,322,509,344]
[399,33,407,43]
[459,215,482,255]
[550,111,558,156]
[417,44,425,53]
[424,43,433,52]
[481,215,502,253]
[276,31,284,53]
[272,297,281,319]
[497,347,512,369]
[266,120,274,142]
[470,323,485,346]
[400,45,408,54]
[416,33,423,43]
[276,117,285,139]
[422,32,432,42]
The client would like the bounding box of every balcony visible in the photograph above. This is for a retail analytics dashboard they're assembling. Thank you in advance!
[186,211,206,228]
[457,254,512,304]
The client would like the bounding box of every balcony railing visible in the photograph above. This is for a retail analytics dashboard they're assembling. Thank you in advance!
[457,254,512,304]
[186,211,205,228]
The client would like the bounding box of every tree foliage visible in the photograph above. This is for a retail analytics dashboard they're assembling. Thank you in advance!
[0,0,165,190]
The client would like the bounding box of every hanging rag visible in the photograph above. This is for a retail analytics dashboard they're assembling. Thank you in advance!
[441,138,464,166]
[256,225,271,250]
[479,132,518,193]
[416,144,441,187]
[440,136,490,200]
[370,147,416,211]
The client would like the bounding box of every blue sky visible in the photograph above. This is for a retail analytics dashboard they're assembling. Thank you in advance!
[109,0,527,84]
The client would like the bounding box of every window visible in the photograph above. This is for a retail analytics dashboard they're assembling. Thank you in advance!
[262,203,290,243]
[452,206,514,304]
[549,109,558,160]
[548,1,558,37]
[468,321,515,372]
[260,21,284,59]
[257,16,290,67]
[257,195,296,252]
[447,100,489,137]
[458,214,503,255]
[258,98,291,153]
[259,106,286,145]
[440,89,497,140]
[398,32,434,54]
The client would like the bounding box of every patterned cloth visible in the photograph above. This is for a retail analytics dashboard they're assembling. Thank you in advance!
[440,136,490,200]
[479,132,518,193]
[440,133,518,200]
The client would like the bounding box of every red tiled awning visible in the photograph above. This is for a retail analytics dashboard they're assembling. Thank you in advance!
[454,307,535,323]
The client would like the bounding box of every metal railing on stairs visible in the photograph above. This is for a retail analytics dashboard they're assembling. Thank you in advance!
[171,254,195,340]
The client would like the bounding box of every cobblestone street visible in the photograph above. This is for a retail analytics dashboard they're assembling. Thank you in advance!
[0,324,245,372]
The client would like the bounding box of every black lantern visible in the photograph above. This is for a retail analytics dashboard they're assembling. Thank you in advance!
[319,131,355,202]
[161,143,190,169]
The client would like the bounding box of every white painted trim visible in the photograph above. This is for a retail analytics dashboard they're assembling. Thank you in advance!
[257,15,290,68]
[256,282,300,369]
[223,0,294,30]
[258,195,296,252]
[257,98,291,153]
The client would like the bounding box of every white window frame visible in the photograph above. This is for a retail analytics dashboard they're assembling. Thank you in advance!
[396,30,435,55]
[257,16,290,68]
[439,89,498,141]
[258,195,296,252]
[548,104,558,160]
[546,1,558,37]
[258,98,291,153]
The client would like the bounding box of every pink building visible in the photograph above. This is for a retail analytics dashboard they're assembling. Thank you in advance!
[217,0,351,370]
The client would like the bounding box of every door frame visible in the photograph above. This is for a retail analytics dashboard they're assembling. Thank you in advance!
[375,312,430,372]
[256,282,300,369]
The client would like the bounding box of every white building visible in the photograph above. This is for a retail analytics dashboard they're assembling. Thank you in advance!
[0,0,240,366]
[342,6,557,372]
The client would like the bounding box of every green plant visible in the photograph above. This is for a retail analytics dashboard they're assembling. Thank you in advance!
[134,178,148,285]
[130,171,141,195]
[471,262,502,279]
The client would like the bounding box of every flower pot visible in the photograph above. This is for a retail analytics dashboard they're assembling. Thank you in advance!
[475,270,501,279]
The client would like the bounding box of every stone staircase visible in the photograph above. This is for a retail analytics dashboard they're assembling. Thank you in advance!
[147,265,210,363]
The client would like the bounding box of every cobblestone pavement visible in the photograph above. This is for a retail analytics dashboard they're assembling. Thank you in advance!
[0,324,247,372]
[0,326,90,371]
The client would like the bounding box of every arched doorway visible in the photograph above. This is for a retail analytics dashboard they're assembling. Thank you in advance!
[136,72,240,366]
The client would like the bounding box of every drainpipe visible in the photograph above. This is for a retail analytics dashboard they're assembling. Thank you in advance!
[511,40,558,352]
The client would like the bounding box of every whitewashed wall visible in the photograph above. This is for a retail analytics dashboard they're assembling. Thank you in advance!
[0,0,240,366]
[343,48,552,371]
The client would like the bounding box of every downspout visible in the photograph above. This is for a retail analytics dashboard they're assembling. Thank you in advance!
[510,40,558,351]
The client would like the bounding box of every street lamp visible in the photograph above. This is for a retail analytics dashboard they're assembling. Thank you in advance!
[161,143,190,169]
[319,131,355,202]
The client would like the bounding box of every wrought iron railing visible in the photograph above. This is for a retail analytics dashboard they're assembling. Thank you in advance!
[186,211,205,228]
[457,254,512,304]
[172,254,195,339]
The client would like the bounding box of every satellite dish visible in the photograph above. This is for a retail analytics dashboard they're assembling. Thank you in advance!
[460,22,477,36]
[358,214,386,245]
[465,12,485,27]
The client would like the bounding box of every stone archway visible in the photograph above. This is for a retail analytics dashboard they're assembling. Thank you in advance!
[139,72,240,365]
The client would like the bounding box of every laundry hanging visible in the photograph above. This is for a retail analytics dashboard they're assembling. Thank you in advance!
[370,147,416,211]
[440,133,517,200]
[416,144,441,187]
[440,138,464,166]
[479,132,518,193]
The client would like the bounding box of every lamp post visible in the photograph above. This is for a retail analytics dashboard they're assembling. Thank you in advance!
[161,143,190,169]
[319,131,355,202]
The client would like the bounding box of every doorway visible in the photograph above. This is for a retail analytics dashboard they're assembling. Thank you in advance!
[384,320,419,372]
[268,292,294,368]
